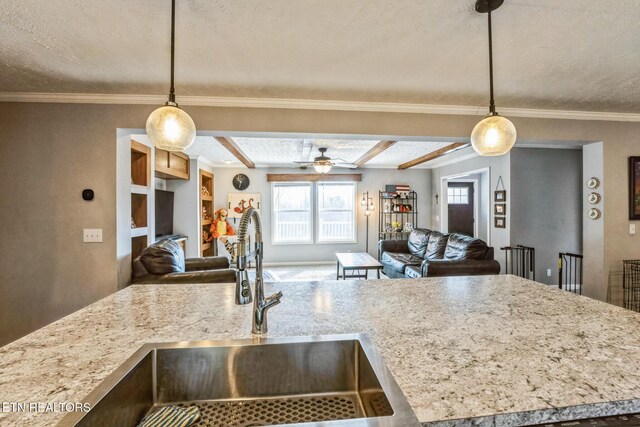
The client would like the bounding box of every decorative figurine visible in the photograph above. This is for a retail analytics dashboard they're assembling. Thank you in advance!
[210,208,236,262]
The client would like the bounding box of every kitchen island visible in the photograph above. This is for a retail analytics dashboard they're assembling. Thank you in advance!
[1,275,640,426]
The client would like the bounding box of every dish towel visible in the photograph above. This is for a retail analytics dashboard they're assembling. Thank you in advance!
[137,405,201,427]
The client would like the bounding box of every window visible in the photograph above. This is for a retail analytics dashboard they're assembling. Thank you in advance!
[317,182,356,243]
[271,181,357,244]
[448,187,469,204]
[272,183,312,243]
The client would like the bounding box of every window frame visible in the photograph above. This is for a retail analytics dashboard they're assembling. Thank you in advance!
[271,181,314,245]
[315,181,357,244]
[447,186,470,205]
[270,181,357,245]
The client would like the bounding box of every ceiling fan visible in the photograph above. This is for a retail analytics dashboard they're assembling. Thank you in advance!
[293,147,356,173]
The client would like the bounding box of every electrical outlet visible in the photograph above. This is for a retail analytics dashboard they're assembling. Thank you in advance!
[630,224,636,235]
[546,269,552,277]
[83,229,103,243]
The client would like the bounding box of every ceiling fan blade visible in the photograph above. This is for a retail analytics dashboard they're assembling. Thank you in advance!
[333,163,358,169]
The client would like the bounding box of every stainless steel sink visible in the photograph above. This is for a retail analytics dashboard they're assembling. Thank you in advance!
[59,334,420,426]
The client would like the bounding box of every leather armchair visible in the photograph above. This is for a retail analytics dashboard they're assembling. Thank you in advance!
[132,239,237,284]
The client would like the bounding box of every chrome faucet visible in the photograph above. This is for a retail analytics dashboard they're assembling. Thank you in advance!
[235,207,283,334]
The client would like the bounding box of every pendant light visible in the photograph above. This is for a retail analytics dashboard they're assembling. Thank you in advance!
[471,0,516,157]
[146,0,196,151]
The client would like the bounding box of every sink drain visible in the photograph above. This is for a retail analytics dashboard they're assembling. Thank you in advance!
[150,394,363,427]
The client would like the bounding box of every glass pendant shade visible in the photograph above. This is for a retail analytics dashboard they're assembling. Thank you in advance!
[313,162,332,174]
[146,105,196,151]
[470,114,517,156]
[360,197,367,206]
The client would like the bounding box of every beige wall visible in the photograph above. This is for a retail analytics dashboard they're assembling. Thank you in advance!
[1,101,638,345]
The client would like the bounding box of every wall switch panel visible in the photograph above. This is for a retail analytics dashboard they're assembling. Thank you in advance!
[83,229,103,243]
[630,224,636,235]
[546,269,552,277]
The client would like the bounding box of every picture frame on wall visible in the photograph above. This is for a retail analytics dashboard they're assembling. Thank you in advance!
[495,216,506,229]
[227,193,261,219]
[629,157,640,220]
[494,190,506,202]
[494,203,506,215]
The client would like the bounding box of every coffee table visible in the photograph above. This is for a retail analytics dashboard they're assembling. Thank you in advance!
[335,252,383,280]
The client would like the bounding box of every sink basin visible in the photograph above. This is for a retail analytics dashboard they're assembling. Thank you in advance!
[59,334,420,426]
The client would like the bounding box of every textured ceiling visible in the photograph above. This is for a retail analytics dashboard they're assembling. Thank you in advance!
[2,1,640,112]
[186,137,454,169]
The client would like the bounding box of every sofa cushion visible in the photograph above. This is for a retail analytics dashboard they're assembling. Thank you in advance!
[404,265,423,279]
[381,252,423,273]
[444,234,490,260]
[140,239,186,275]
[425,231,449,260]
[407,228,431,258]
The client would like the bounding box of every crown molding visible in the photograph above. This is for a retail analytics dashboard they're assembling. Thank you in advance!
[1,91,640,122]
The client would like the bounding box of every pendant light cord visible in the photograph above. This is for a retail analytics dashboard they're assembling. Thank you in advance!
[487,8,496,115]
[168,0,176,104]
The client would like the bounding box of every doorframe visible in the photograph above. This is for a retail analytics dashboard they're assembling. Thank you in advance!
[440,167,491,244]
[442,179,478,238]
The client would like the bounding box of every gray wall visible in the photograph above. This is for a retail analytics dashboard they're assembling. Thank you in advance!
[0,100,633,344]
[211,167,431,263]
[510,148,583,286]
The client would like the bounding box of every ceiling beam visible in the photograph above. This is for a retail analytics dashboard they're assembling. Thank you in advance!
[214,137,255,169]
[398,143,468,170]
[267,173,361,182]
[352,140,397,167]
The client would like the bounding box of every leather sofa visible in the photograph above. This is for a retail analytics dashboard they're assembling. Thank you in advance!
[378,228,500,278]
[132,239,237,284]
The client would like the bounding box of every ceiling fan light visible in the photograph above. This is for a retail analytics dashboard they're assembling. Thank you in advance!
[146,105,196,151]
[471,114,516,156]
[314,162,332,174]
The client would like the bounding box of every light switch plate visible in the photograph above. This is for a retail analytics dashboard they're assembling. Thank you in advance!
[84,229,103,243]
[631,224,636,235]
[546,269,551,277]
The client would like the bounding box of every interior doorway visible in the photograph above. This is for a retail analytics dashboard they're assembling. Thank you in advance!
[440,168,488,243]
[447,181,476,237]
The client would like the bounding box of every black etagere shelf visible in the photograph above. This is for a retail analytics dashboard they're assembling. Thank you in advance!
[378,190,418,240]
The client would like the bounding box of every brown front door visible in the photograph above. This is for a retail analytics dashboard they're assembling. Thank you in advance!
[448,182,474,237]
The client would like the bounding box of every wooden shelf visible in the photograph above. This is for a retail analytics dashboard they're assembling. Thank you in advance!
[131,140,150,187]
[131,227,148,238]
[131,193,148,228]
[130,184,148,195]
[199,169,215,257]
[130,140,151,264]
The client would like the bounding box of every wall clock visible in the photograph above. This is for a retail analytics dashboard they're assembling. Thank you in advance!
[588,208,601,220]
[232,173,250,191]
[587,192,601,204]
[586,177,600,189]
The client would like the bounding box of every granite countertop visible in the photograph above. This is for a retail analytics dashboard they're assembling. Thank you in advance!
[1,275,640,426]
